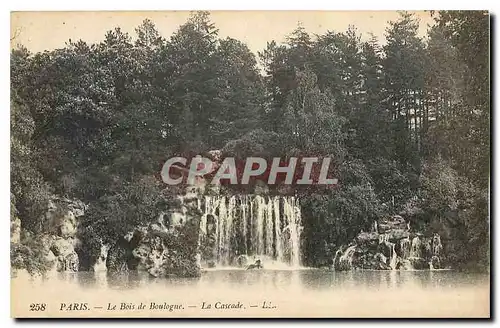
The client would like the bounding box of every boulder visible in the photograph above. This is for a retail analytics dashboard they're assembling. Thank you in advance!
[45,197,86,238]
[50,237,75,257]
[100,186,205,278]
[378,215,408,233]
[357,232,379,242]
[119,213,202,278]
[386,229,410,240]
[334,215,444,271]
[56,252,79,272]
[132,236,167,276]
[58,212,77,238]
[50,237,80,272]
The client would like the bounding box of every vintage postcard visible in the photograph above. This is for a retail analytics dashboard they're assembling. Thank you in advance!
[10,10,490,318]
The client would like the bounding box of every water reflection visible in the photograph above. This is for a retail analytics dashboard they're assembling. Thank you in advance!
[51,269,489,293]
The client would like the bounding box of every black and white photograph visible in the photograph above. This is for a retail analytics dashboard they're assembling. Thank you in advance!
[9,10,490,318]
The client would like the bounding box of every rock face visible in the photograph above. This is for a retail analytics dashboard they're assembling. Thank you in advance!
[333,215,444,271]
[11,196,87,275]
[34,180,205,277]
[13,169,208,278]
[105,188,203,278]
[42,197,87,272]
[105,222,202,278]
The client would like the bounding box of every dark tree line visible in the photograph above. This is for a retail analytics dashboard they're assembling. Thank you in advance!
[11,11,490,271]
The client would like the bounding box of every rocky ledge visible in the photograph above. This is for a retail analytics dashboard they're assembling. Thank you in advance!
[11,187,203,278]
[333,215,444,271]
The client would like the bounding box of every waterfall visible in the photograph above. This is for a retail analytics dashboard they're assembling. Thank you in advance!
[429,233,443,270]
[338,245,357,268]
[201,195,303,268]
[333,248,342,268]
[400,237,411,260]
[389,243,397,270]
[410,236,422,258]
[241,195,248,255]
[255,196,265,255]
[265,198,274,256]
[378,233,398,270]
[273,197,282,261]
[432,234,443,257]
[284,196,302,267]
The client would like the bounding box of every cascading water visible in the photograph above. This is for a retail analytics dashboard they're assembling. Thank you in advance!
[333,248,342,267]
[400,237,411,260]
[379,234,389,244]
[429,233,443,270]
[388,243,397,270]
[333,217,445,271]
[399,237,413,270]
[410,236,422,258]
[432,234,443,257]
[379,234,397,270]
[201,195,303,268]
[338,245,357,269]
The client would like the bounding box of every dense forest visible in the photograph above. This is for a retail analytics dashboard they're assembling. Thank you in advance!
[10,11,489,273]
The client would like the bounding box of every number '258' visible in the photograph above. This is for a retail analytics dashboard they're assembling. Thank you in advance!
[29,303,46,311]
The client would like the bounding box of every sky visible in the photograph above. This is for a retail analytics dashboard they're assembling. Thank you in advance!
[10,11,436,55]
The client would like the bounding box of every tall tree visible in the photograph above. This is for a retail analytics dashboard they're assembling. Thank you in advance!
[383,12,426,170]
[212,37,265,146]
[164,11,221,148]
